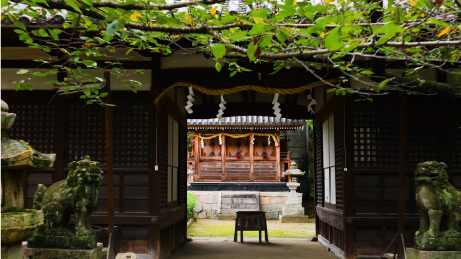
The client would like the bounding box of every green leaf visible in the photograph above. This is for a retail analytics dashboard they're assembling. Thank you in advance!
[360,70,374,75]
[82,60,97,68]
[106,20,119,38]
[83,88,91,96]
[8,16,26,31]
[48,29,61,41]
[100,92,109,98]
[276,30,288,43]
[131,87,138,93]
[324,26,344,51]
[2,0,8,8]
[247,41,258,61]
[64,0,82,14]
[215,62,222,72]
[249,24,273,35]
[86,100,94,105]
[211,44,226,60]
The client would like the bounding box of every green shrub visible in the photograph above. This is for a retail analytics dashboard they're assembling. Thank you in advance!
[187,193,197,220]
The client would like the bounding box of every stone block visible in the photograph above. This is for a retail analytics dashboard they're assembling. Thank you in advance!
[2,243,23,259]
[200,195,214,204]
[261,204,273,211]
[265,212,279,220]
[221,203,231,209]
[193,203,202,213]
[260,196,272,205]
[406,248,461,259]
[279,215,309,223]
[197,211,207,219]
[272,197,287,204]
[221,198,232,204]
[202,204,212,211]
[23,244,103,259]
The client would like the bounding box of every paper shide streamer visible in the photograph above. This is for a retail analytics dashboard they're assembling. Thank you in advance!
[216,95,227,121]
[219,134,222,145]
[307,94,317,114]
[185,87,195,114]
[272,93,281,122]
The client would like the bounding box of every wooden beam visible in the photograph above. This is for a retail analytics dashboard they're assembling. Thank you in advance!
[250,134,254,181]
[276,131,281,181]
[187,103,314,119]
[195,137,200,181]
[104,71,115,247]
[221,135,226,181]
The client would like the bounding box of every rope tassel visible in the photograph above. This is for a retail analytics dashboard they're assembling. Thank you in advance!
[185,87,195,114]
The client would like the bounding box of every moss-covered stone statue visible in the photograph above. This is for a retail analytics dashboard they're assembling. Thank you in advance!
[414,161,461,251]
[28,156,103,249]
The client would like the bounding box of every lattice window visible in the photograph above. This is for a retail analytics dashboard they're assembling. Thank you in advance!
[179,123,187,205]
[67,104,106,164]
[314,124,323,206]
[8,104,55,154]
[334,109,344,210]
[112,104,150,167]
[406,98,438,167]
[352,102,399,168]
[160,112,169,209]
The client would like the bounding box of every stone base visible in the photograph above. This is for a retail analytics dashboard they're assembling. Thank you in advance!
[279,215,309,223]
[23,243,103,259]
[1,210,44,245]
[217,214,236,220]
[28,226,97,249]
[2,242,23,259]
[415,232,461,251]
[406,248,461,259]
[282,204,305,216]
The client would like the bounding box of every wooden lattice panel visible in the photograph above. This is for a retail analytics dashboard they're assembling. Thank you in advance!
[112,104,150,167]
[179,123,187,205]
[334,108,344,210]
[314,124,323,206]
[352,101,399,168]
[8,103,55,154]
[67,103,106,164]
[406,98,439,167]
[159,111,169,209]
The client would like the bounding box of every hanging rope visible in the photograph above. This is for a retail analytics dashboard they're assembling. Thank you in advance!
[188,132,279,147]
[154,80,336,104]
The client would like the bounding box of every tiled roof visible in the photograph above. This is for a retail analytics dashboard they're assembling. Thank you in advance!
[187,116,305,126]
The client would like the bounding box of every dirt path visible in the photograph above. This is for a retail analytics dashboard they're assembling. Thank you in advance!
[188,219,316,238]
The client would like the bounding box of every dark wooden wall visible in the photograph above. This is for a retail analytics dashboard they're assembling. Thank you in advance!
[3,90,188,258]
[315,93,461,259]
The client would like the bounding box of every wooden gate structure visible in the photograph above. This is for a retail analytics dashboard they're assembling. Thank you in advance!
[313,88,461,259]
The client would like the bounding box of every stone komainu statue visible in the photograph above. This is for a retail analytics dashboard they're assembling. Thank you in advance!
[28,156,103,249]
[415,161,461,251]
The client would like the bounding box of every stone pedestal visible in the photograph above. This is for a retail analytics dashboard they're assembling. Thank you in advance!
[279,182,309,223]
[1,210,44,259]
[406,247,461,259]
[23,243,103,259]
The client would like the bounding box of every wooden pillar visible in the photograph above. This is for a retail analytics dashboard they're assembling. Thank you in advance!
[221,135,226,181]
[249,134,254,181]
[276,131,281,181]
[195,136,200,181]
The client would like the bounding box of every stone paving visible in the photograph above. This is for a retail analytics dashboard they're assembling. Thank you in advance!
[168,219,334,259]
[168,237,335,259]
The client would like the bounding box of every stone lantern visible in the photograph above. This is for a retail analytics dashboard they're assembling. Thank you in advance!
[1,100,56,258]
[279,161,309,223]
